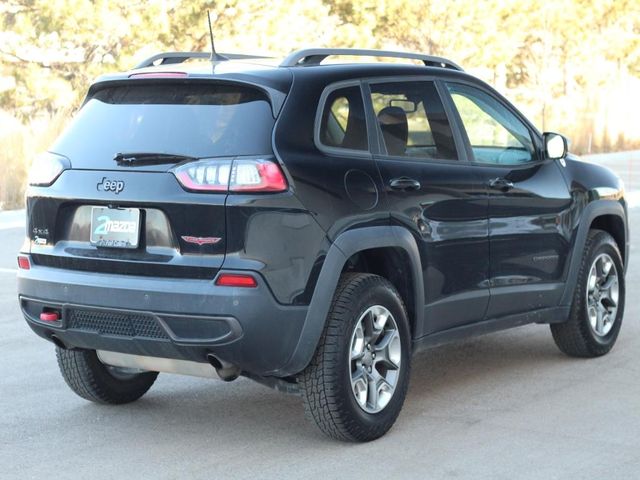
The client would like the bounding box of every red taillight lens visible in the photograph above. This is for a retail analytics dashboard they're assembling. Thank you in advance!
[215,273,258,288]
[230,159,288,192]
[172,158,287,193]
[17,255,31,270]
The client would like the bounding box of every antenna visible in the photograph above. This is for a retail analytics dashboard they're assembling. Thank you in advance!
[207,10,228,62]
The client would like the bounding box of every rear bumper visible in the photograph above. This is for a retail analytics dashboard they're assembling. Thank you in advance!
[18,262,308,376]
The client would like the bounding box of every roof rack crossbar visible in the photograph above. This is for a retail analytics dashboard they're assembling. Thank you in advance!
[280,48,463,71]
[134,51,271,69]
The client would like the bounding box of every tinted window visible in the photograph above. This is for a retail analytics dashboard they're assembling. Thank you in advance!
[369,81,457,160]
[318,86,368,151]
[52,83,275,163]
[447,83,535,165]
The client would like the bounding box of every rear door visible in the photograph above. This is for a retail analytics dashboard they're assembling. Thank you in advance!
[28,81,277,279]
[364,79,490,337]
[443,81,572,318]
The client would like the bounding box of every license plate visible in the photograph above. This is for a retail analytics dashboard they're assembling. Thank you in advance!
[90,207,140,249]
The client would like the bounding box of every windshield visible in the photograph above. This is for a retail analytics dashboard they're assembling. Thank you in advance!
[51,82,275,164]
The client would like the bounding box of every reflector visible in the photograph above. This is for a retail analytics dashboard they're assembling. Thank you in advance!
[17,255,31,270]
[215,273,258,288]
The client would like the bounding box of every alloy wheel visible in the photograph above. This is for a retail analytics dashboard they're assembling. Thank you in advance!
[586,253,620,337]
[349,305,402,414]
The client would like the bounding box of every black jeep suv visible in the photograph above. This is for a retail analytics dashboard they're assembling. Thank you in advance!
[18,48,628,441]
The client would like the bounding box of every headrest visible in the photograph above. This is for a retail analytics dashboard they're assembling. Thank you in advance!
[377,106,408,156]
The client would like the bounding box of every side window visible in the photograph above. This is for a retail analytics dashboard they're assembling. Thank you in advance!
[318,86,368,151]
[446,83,535,165]
[369,81,457,160]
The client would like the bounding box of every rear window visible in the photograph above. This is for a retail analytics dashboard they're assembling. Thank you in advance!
[52,83,275,162]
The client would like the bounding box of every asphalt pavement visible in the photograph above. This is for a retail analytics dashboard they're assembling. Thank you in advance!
[1,155,638,479]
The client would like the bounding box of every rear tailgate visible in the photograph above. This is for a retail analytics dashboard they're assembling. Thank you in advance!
[27,169,226,278]
[26,80,276,278]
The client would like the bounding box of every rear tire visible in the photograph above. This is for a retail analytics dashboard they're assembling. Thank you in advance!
[551,230,625,357]
[299,273,411,442]
[56,348,158,404]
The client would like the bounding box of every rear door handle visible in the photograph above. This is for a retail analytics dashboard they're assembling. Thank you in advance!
[389,177,421,191]
[488,177,514,191]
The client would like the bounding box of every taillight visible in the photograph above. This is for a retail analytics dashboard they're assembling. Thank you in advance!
[230,159,288,192]
[28,152,71,186]
[172,158,287,193]
[173,159,231,192]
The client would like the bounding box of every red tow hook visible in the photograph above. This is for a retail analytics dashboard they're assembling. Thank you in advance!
[40,311,60,322]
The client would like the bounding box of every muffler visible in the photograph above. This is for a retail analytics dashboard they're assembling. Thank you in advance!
[207,354,240,382]
[97,350,239,381]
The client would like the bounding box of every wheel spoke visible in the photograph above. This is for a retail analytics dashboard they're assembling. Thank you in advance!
[600,276,616,292]
[372,369,394,411]
[364,307,386,345]
[374,330,401,369]
[596,304,606,335]
[352,365,366,383]
[601,294,617,309]
[366,371,379,410]
[351,371,368,409]
[374,329,394,351]
[595,256,605,278]
[601,258,613,277]
[363,310,376,340]
[588,268,598,292]
[350,323,365,360]
[599,277,619,308]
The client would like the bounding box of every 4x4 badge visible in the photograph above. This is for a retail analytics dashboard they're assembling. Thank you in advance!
[97,177,125,194]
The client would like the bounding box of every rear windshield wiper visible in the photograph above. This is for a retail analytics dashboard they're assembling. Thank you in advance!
[113,152,195,166]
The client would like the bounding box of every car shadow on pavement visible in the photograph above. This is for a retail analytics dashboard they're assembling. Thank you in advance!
[55,324,584,447]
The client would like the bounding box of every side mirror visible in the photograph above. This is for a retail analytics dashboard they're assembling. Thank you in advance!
[543,132,568,160]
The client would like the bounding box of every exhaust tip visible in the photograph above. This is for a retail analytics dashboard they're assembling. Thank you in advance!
[207,354,240,382]
[50,334,67,350]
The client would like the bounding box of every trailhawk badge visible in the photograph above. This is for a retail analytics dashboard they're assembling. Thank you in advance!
[181,236,222,246]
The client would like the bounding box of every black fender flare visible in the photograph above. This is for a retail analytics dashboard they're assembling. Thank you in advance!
[270,226,424,377]
[560,199,628,306]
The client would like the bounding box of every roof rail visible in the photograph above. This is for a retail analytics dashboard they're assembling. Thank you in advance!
[133,51,271,69]
[280,48,463,71]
